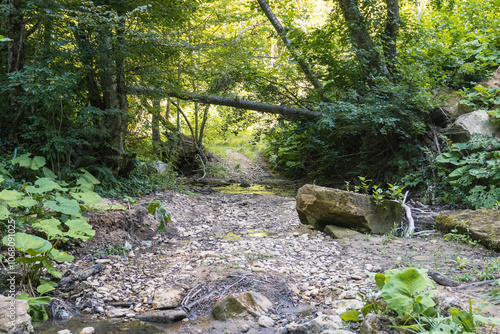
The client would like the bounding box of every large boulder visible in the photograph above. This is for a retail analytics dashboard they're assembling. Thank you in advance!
[435,209,500,251]
[296,185,402,234]
[0,295,34,334]
[212,292,272,321]
[446,110,499,142]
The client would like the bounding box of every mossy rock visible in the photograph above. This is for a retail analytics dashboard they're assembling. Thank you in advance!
[212,292,272,321]
[435,209,500,251]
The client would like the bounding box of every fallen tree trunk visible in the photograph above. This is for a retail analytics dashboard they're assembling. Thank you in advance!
[129,87,322,120]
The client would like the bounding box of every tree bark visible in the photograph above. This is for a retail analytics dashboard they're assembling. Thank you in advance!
[256,0,331,102]
[383,0,400,73]
[152,99,161,154]
[129,87,322,119]
[168,91,322,120]
[338,0,392,81]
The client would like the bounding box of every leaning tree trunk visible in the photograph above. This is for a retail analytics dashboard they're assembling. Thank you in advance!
[256,0,331,102]
[152,99,162,154]
[338,0,392,82]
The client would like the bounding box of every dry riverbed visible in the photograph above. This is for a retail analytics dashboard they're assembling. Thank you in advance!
[28,150,500,333]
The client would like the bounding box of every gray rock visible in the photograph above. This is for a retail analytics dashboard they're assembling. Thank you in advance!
[76,264,102,281]
[313,314,343,331]
[79,328,95,334]
[447,110,498,142]
[106,308,135,318]
[258,315,275,327]
[56,331,71,334]
[0,295,34,334]
[212,291,272,321]
[321,331,357,334]
[296,185,402,234]
[285,320,322,334]
[360,313,398,334]
[137,309,188,323]
[323,225,362,239]
[152,289,183,309]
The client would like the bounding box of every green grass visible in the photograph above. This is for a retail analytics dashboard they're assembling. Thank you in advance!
[205,131,265,162]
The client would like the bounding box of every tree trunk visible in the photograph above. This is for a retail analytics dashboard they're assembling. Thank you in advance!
[256,0,331,102]
[129,87,322,119]
[167,91,322,119]
[338,0,392,82]
[383,0,400,74]
[152,99,161,154]
[5,0,27,141]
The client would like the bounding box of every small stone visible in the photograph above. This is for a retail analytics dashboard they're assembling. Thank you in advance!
[57,330,71,334]
[128,250,136,258]
[137,310,188,323]
[79,327,95,334]
[258,315,275,327]
[239,324,251,332]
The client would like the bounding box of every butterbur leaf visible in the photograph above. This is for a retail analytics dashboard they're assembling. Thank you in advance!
[26,178,64,194]
[340,309,362,322]
[33,218,63,238]
[31,156,46,170]
[42,258,62,278]
[0,190,23,206]
[48,249,74,262]
[0,205,9,220]
[45,196,81,217]
[16,256,44,264]
[17,293,51,305]
[65,218,95,241]
[2,232,52,255]
[42,167,57,179]
[12,153,33,168]
[70,191,102,205]
[375,273,386,290]
[37,283,56,295]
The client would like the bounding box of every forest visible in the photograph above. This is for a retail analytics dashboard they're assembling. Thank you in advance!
[1,0,500,207]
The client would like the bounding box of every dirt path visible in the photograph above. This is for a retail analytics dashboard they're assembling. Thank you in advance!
[40,151,500,334]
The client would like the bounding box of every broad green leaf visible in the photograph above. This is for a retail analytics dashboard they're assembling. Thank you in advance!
[2,232,52,255]
[474,314,500,326]
[0,190,23,206]
[375,273,386,290]
[45,196,81,217]
[146,200,160,214]
[26,178,64,194]
[33,218,63,238]
[42,167,57,179]
[380,268,436,316]
[11,154,46,170]
[65,218,95,241]
[37,283,56,295]
[12,153,33,168]
[77,169,100,189]
[0,205,9,220]
[70,190,102,205]
[42,258,62,278]
[340,309,362,322]
[16,256,45,264]
[17,197,37,207]
[99,204,126,211]
[48,248,74,262]
[17,293,51,306]
[31,156,46,170]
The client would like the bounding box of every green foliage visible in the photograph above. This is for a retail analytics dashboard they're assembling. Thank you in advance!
[406,135,500,208]
[0,154,96,316]
[378,268,438,318]
[146,200,170,232]
[343,268,500,333]
[444,228,479,246]
[460,85,500,111]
